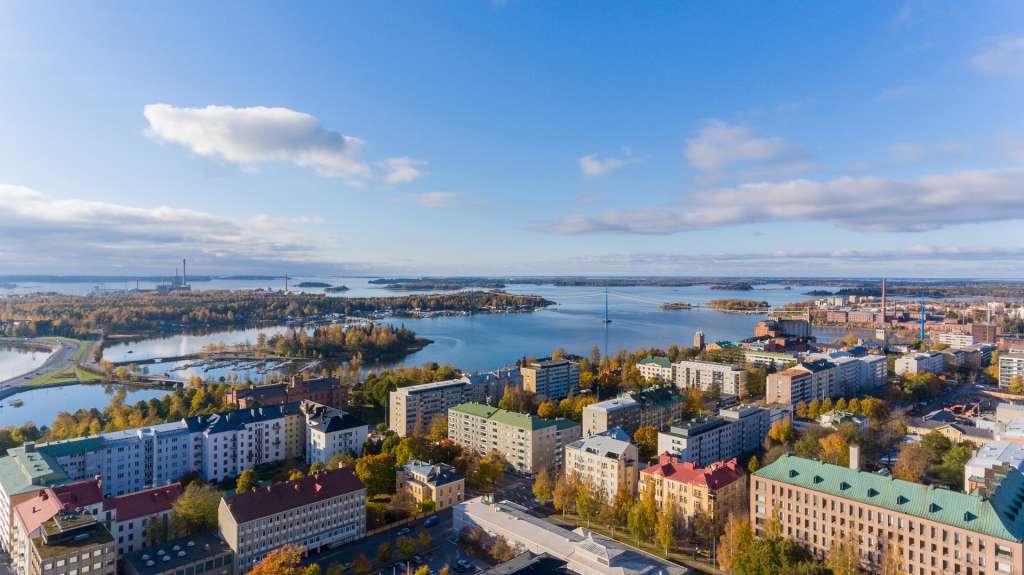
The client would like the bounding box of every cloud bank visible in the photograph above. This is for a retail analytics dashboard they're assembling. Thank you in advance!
[683,120,815,179]
[544,169,1024,235]
[971,36,1024,77]
[0,184,359,274]
[578,151,642,176]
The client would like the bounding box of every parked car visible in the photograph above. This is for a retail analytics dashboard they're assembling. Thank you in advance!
[412,555,424,565]
[397,527,412,536]
[424,515,439,527]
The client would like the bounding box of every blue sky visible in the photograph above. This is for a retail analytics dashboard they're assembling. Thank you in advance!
[1,1,1022,277]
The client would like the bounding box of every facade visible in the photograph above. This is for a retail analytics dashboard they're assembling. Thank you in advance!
[766,360,837,407]
[973,323,1000,344]
[304,401,368,465]
[656,405,769,467]
[186,407,292,483]
[520,359,580,401]
[895,352,946,376]
[636,356,673,383]
[752,453,1024,574]
[23,506,115,575]
[638,453,746,528]
[804,353,887,397]
[1000,353,1024,389]
[396,460,464,511]
[580,387,684,437]
[101,483,182,557]
[0,445,70,552]
[564,430,638,502]
[965,441,1024,492]
[218,467,366,572]
[10,481,104,575]
[453,497,686,575]
[448,403,581,475]
[121,532,234,575]
[743,350,798,369]
[938,332,976,348]
[388,377,479,437]
[672,360,747,398]
[223,376,349,409]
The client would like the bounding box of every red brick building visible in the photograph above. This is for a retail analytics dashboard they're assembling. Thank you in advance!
[223,376,348,409]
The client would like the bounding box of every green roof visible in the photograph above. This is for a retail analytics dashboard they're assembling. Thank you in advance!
[755,454,1024,541]
[0,448,69,497]
[36,437,105,458]
[638,356,671,369]
[449,402,579,432]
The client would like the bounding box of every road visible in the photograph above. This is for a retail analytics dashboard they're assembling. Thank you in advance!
[0,338,78,390]
[306,508,488,575]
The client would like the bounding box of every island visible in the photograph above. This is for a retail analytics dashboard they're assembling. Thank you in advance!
[661,301,693,310]
[295,281,332,288]
[710,282,754,291]
[707,298,770,312]
[324,285,350,292]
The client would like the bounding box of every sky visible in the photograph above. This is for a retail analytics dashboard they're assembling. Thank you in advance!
[1,1,1023,278]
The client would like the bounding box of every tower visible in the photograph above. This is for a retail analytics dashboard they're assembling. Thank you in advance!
[693,329,705,350]
[919,292,926,342]
[880,277,887,325]
[182,258,187,287]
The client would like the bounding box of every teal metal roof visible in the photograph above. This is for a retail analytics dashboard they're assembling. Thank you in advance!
[36,437,105,458]
[0,448,69,497]
[449,402,579,433]
[755,454,1024,541]
[638,356,672,369]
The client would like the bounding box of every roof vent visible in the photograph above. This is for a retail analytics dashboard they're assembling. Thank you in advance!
[964,511,976,521]
[867,488,879,497]
[788,469,799,478]
[840,481,851,490]
[897,495,909,505]
[929,503,941,513]
[813,475,823,484]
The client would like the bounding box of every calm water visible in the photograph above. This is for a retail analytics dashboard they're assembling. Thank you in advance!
[0,276,460,297]
[0,385,169,428]
[0,346,52,381]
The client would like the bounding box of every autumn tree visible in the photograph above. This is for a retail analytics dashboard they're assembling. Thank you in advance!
[654,502,677,557]
[235,468,256,493]
[575,480,603,527]
[633,426,659,458]
[249,544,320,575]
[717,514,753,572]
[893,442,931,482]
[377,543,392,564]
[396,536,417,558]
[171,481,221,535]
[352,554,373,575]
[818,433,850,466]
[533,468,553,504]
[553,475,577,518]
[768,418,796,445]
[627,489,656,545]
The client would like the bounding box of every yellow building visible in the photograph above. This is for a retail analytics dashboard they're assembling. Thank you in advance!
[638,453,746,527]
[396,460,465,511]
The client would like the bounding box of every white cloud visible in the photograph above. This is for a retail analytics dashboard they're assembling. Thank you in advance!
[887,140,967,163]
[683,120,814,179]
[542,168,1024,234]
[0,184,359,273]
[381,157,429,183]
[144,103,373,182]
[407,191,462,208]
[971,37,1024,77]
[578,150,642,176]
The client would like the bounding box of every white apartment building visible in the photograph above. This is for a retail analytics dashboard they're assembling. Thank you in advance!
[999,353,1024,389]
[636,357,673,382]
[937,332,975,348]
[564,430,638,501]
[803,353,887,396]
[448,403,581,475]
[304,402,369,465]
[656,404,769,467]
[672,359,747,398]
[218,467,366,572]
[388,377,483,437]
[895,352,945,376]
[520,359,580,401]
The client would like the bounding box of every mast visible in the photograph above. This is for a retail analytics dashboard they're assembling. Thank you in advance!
[919,292,925,342]
[603,288,611,323]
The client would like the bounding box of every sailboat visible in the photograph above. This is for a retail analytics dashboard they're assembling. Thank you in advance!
[602,288,612,323]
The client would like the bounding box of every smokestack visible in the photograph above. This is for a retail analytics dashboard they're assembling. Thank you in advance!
[182,258,187,286]
[880,278,887,325]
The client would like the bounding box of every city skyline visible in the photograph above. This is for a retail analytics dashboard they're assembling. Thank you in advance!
[1,2,1023,277]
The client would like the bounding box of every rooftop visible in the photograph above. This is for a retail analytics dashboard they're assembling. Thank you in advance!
[393,377,470,394]
[224,467,364,524]
[479,553,571,575]
[0,445,69,498]
[103,483,183,521]
[637,356,671,369]
[642,453,743,490]
[450,402,579,433]
[33,514,112,559]
[968,442,1024,471]
[567,430,635,459]
[755,454,1024,541]
[122,532,233,575]
[400,459,462,486]
[586,395,639,414]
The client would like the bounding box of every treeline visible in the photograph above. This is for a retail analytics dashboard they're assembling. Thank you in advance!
[0,290,554,336]
[357,364,462,410]
[267,323,425,360]
[707,298,770,311]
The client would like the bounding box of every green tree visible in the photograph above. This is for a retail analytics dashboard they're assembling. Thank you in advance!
[395,536,417,558]
[575,480,603,528]
[717,514,753,572]
[747,455,760,473]
[170,481,221,535]
[235,468,256,493]
[417,530,433,551]
[355,453,397,496]
[633,426,659,458]
[418,499,436,514]
[377,542,392,564]
[627,489,656,545]
[654,502,676,557]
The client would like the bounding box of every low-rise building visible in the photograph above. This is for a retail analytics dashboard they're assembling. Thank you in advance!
[448,403,581,475]
[453,497,686,575]
[818,410,869,431]
[965,441,1024,492]
[1000,353,1024,389]
[656,405,769,467]
[580,387,684,437]
[638,453,746,528]
[672,360,747,398]
[223,375,349,410]
[752,453,1024,574]
[218,466,366,572]
[564,430,638,502]
[520,359,580,401]
[303,401,368,465]
[895,352,945,376]
[636,356,673,383]
[396,460,464,511]
[121,532,234,575]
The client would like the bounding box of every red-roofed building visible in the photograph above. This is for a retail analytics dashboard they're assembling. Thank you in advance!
[638,453,747,528]
[101,483,183,557]
[217,466,366,572]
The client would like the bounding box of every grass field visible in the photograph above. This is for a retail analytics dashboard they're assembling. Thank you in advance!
[18,338,106,387]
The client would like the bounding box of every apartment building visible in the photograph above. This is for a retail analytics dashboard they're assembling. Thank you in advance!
[657,405,769,467]
[304,402,368,465]
[636,356,673,383]
[964,441,1024,493]
[743,350,798,369]
[803,353,887,396]
[520,359,580,401]
[564,430,638,502]
[223,375,349,410]
[185,407,292,483]
[10,480,104,575]
[973,323,1000,344]
[17,503,116,575]
[1000,353,1024,389]
[766,360,837,407]
[448,403,581,475]
[638,453,746,528]
[581,387,684,437]
[752,453,1024,574]
[101,484,182,556]
[895,352,946,376]
[0,444,70,552]
[396,460,465,511]
[388,377,480,437]
[938,332,976,348]
[672,360,747,398]
[218,467,366,572]
[122,532,234,575]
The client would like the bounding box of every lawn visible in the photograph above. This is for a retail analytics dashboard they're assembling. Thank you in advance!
[18,338,105,387]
